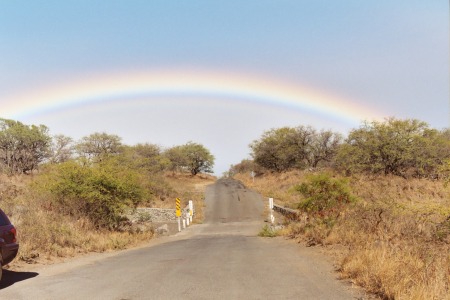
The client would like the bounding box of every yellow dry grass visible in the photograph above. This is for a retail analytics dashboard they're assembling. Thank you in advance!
[235,171,450,300]
[163,172,216,223]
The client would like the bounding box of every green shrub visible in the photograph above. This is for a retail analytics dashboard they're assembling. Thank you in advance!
[258,224,279,237]
[295,173,356,217]
[34,158,147,229]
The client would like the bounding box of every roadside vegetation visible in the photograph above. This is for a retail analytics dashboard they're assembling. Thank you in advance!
[232,117,450,300]
[0,118,215,266]
[258,224,280,237]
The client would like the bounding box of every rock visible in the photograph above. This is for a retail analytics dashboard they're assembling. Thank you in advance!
[156,224,169,235]
[126,208,177,223]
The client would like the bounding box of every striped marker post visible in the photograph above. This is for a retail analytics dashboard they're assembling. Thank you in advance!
[176,198,181,232]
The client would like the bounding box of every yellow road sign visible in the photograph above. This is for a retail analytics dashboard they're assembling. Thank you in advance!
[176,198,181,217]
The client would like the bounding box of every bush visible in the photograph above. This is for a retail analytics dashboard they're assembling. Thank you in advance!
[295,173,356,217]
[258,224,279,237]
[35,158,147,229]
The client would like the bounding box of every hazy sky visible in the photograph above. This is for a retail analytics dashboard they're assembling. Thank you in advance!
[0,1,448,175]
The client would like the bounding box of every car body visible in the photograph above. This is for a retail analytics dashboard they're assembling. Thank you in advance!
[0,209,19,281]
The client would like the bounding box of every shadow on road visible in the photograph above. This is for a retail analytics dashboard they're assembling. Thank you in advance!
[0,269,39,289]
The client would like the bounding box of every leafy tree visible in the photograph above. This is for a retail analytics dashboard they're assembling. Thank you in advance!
[0,118,51,174]
[165,142,215,175]
[122,143,170,173]
[250,126,341,172]
[307,130,342,168]
[335,118,450,177]
[49,134,74,164]
[164,145,188,173]
[133,143,161,158]
[76,132,122,162]
[412,128,450,178]
[250,127,307,172]
[181,142,215,175]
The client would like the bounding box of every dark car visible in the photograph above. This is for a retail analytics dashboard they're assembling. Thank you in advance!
[0,209,19,281]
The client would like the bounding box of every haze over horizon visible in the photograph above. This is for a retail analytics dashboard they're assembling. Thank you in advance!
[0,1,448,175]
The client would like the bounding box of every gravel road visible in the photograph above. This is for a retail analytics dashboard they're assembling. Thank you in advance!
[0,178,366,299]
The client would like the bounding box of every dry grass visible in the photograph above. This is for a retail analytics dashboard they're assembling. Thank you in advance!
[235,170,306,208]
[0,172,215,268]
[164,172,216,223]
[235,171,450,300]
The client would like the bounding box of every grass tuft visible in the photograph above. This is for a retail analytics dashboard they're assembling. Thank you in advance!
[258,224,280,237]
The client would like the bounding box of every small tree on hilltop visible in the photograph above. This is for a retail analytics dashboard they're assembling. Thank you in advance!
[165,142,215,175]
[182,142,215,175]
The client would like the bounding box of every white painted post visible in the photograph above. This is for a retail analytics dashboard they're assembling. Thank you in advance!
[177,217,181,232]
[269,198,274,224]
[189,200,194,222]
[186,212,190,226]
[182,218,186,229]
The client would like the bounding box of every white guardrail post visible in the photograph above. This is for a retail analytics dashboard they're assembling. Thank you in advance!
[189,200,193,223]
[176,198,195,232]
[269,198,275,224]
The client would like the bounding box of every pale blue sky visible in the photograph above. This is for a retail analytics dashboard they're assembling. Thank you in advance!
[0,1,448,174]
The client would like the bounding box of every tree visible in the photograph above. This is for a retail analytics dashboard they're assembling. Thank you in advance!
[182,142,215,175]
[335,118,450,177]
[307,130,342,168]
[122,143,170,173]
[164,145,188,173]
[76,132,122,162]
[250,126,341,172]
[250,127,308,172]
[49,134,74,164]
[228,159,264,177]
[0,118,51,174]
[165,142,215,175]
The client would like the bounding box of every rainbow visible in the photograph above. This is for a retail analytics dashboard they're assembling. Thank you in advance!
[2,69,385,124]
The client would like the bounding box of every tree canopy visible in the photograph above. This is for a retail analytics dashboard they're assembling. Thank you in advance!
[76,132,122,162]
[335,118,450,178]
[250,126,341,172]
[0,118,51,174]
[165,142,215,175]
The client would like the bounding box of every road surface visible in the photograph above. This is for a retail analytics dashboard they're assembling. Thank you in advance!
[0,178,365,299]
